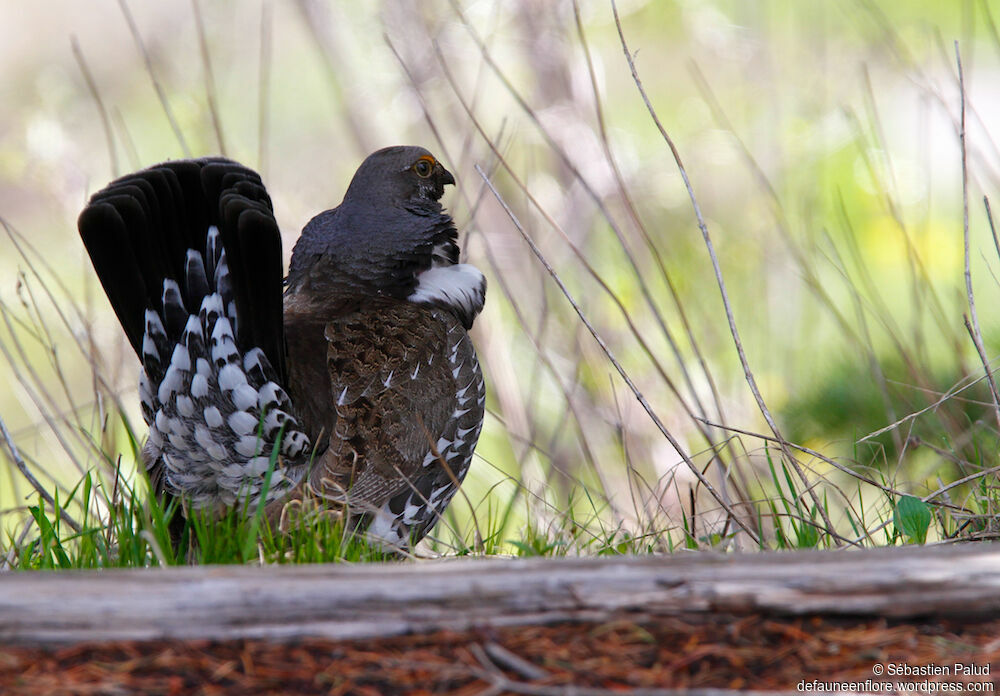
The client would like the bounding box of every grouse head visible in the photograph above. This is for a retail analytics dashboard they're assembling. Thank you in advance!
[343,145,456,208]
[288,146,486,330]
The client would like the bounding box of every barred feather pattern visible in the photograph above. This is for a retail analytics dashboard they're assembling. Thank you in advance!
[140,225,310,508]
[352,314,486,547]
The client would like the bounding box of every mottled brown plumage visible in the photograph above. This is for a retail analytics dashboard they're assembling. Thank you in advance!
[282,293,485,541]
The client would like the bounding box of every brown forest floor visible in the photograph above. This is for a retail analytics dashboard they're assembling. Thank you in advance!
[2,614,998,695]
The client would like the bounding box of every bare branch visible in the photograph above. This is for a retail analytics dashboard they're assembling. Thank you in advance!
[117,0,191,157]
[955,41,1000,432]
[476,165,760,545]
[0,414,80,533]
[71,37,119,177]
[610,1,839,545]
[192,0,227,155]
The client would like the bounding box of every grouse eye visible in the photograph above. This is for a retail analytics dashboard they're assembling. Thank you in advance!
[413,158,434,178]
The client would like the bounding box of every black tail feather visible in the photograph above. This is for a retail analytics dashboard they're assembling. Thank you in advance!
[223,200,286,382]
[79,157,288,385]
[78,198,153,356]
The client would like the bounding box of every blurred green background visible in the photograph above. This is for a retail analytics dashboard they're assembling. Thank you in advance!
[2,0,999,552]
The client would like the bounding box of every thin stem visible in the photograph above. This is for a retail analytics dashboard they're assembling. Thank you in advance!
[477,165,761,545]
[0,415,81,533]
[71,37,119,177]
[956,41,1000,432]
[192,0,227,155]
[611,0,839,545]
[117,0,191,157]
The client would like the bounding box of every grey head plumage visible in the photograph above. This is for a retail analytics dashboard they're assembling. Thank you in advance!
[287,146,460,301]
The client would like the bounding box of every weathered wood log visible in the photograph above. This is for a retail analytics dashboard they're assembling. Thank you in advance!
[2,544,998,644]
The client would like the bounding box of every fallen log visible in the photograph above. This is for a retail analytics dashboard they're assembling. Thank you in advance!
[2,544,998,644]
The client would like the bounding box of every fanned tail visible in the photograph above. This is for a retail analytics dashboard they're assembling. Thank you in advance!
[79,158,310,508]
